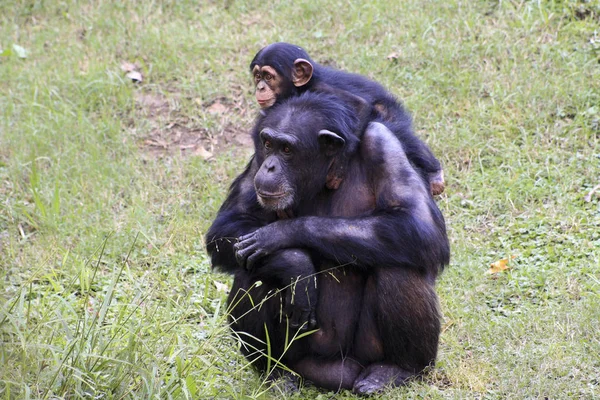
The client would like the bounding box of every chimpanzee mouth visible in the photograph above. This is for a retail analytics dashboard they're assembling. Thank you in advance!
[256,98,275,108]
[256,190,287,199]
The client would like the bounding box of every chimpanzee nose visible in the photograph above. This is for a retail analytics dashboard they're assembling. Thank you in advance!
[265,158,276,172]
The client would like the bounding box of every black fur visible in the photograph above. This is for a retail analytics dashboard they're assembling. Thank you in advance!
[206,92,450,394]
[250,42,442,186]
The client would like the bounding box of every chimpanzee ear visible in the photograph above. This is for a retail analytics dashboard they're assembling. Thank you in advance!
[319,130,346,190]
[318,129,345,157]
[292,58,313,87]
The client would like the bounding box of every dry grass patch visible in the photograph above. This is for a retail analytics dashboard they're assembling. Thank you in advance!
[133,89,254,160]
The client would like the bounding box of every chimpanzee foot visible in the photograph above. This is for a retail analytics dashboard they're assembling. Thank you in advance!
[283,303,317,332]
[429,170,445,196]
[267,369,300,394]
[283,278,318,332]
[352,363,414,395]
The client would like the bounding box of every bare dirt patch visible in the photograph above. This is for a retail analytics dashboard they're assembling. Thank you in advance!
[133,90,254,160]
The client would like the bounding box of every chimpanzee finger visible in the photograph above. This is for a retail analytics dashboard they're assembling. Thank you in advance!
[288,313,299,330]
[288,310,307,332]
[309,309,317,330]
[238,229,259,243]
[234,247,247,269]
[233,242,246,267]
[299,311,312,332]
[234,237,255,268]
[246,249,266,271]
[237,231,257,243]
[234,243,255,269]
[287,303,315,333]
[233,238,248,253]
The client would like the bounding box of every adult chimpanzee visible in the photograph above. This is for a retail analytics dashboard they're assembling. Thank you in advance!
[205,91,450,394]
[250,41,445,196]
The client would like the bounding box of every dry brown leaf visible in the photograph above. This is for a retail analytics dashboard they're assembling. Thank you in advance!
[126,70,143,82]
[194,146,213,160]
[120,62,138,72]
[121,62,143,82]
[207,102,228,115]
[387,52,400,61]
[144,138,168,148]
[79,57,89,74]
[241,14,261,26]
[213,280,229,293]
[487,255,516,274]
[584,184,600,202]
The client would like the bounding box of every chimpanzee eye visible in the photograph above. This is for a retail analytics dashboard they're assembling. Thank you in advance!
[264,73,273,81]
[264,140,272,150]
[283,146,291,155]
[254,73,261,82]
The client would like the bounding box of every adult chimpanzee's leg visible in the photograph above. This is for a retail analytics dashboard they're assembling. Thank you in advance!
[351,267,441,395]
[352,363,416,395]
[227,271,283,372]
[227,248,318,373]
[292,357,363,391]
[376,268,441,369]
[252,249,318,331]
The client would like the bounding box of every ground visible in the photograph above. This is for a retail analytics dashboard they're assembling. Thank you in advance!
[135,89,253,159]
[0,0,599,399]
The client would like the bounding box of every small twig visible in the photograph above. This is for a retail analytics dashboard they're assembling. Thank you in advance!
[584,184,600,202]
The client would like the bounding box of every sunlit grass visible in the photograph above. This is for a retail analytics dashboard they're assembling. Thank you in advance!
[1,0,599,398]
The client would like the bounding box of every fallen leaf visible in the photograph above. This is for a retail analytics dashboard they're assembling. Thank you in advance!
[194,146,213,160]
[126,70,143,82]
[144,138,168,148]
[584,184,600,202]
[487,255,516,274]
[207,102,228,115]
[120,62,138,72]
[234,134,253,147]
[12,44,28,58]
[241,14,261,26]
[79,57,89,74]
[213,281,229,293]
[387,52,400,61]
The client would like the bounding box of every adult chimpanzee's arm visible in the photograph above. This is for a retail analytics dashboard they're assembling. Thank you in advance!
[236,204,448,274]
[205,157,275,273]
[206,157,319,330]
[234,122,450,277]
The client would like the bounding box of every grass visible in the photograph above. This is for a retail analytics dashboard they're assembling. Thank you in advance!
[1,0,599,398]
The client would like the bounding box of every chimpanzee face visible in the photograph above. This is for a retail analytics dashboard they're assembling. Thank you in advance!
[253,127,299,210]
[252,65,287,109]
[253,109,345,212]
[250,43,314,109]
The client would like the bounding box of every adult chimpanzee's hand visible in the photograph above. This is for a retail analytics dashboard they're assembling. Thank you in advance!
[234,221,292,270]
[284,284,318,332]
[234,225,318,332]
